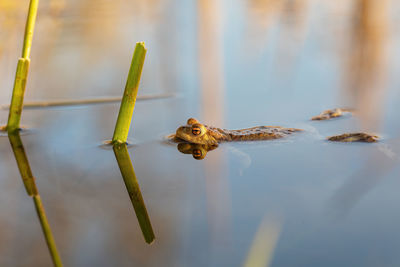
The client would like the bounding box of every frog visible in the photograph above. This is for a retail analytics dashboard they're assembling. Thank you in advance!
[172,118,302,146]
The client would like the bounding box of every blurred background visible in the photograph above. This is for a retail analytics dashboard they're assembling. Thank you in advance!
[1,0,400,266]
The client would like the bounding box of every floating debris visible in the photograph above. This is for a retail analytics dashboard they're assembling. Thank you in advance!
[311,108,353,120]
[327,133,378,143]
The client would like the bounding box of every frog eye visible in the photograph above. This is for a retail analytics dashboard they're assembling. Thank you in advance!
[193,149,202,159]
[192,126,201,136]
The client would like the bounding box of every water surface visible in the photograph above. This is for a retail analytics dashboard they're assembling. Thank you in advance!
[1,0,400,266]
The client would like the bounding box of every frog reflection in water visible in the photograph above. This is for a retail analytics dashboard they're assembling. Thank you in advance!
[177,143,218,160]
[174,118,302,146]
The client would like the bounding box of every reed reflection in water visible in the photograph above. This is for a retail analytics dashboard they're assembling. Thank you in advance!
[341,0,388,131]
[112,143,155,244]
[8,132,62,267]
[198,0,232,259]
[328,0,394,217]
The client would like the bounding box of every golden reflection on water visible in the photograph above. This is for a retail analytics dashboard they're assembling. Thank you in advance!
[198,0,232,253]
[332,0,396,215]
[328,1,397,221]
[273,0,309,83]
[0,0,168,104]
[244,216,281,267]
[198,0,225,126]
[245,0,284,56]
[341,0,388,131]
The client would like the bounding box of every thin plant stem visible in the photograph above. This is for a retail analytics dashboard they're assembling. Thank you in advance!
[1,93,174,110]
[33,195,63,267]
[112,42,147,144]
[6,0,39,132]
[7,59,30,133]
[22,0,39,59]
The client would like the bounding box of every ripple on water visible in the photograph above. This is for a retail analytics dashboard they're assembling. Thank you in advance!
[0,125,35,137]
[99,139,137,150]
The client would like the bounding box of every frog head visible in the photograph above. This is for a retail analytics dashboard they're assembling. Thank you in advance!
[175,118,218,145]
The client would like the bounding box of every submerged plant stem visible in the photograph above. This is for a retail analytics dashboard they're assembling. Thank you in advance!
[112,42,147,144]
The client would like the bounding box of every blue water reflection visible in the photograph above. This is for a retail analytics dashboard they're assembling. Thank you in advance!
[1,0,400,266]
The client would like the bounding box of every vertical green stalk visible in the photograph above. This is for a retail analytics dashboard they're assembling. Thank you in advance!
[6,0,39,133]
[113,143,155,244]
[112,42,147,144]
[33,195,63,267]
[7,59,30,133]
[22,0,39,59]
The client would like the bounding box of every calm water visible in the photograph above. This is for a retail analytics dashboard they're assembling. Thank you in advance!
[1,0,400,266]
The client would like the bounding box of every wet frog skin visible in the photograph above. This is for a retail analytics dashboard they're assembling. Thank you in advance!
[174,118,303,146]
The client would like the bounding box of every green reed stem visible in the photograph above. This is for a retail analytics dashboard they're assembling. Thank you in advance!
[112,42,147,144]
[6,0,39,133]
[7,59,30,133]
[22,0,39,59]
[33,195,63,267]
[113,143,155,244]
